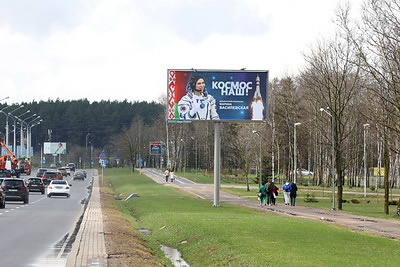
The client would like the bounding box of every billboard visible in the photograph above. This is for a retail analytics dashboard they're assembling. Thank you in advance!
[150,142,162,155]
[168,69,268,121]
[44,142,67,155]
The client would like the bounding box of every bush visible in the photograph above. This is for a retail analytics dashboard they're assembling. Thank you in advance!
[350,199,360,204]
[370,186,376,191]
[388,200,398,205]
[304,193,318,203]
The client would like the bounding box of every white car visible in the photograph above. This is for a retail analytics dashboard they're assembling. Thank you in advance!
[64,166,72,176]
[47,180,71,198]
[299,169,314,176]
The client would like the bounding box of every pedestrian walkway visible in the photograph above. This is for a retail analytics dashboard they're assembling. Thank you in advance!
[144,169,400,240]
[67,170,107,267]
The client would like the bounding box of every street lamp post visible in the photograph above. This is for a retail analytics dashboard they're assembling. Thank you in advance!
[86,133,91,168]
[181,139,186,176]
[191,136,198,182]
[294,123,301,184]
[363,123,370,197]
[26,117,42,158]
[320,107,336,210]
[16,111,32,158]
[252,130,262,187]
[6,105,25,147]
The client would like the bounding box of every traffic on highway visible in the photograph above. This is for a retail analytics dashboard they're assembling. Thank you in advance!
[0,167,92,266]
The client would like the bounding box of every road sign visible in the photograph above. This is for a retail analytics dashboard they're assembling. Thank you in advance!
[99,153,106,160]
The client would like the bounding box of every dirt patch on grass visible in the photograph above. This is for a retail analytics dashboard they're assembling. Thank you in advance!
[100,181,159,266]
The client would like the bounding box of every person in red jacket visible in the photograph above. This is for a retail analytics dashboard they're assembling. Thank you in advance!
[271,185,279,205]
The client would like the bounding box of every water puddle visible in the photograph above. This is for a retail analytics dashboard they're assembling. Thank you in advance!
[160,244,190,267]
[138,227,152,236]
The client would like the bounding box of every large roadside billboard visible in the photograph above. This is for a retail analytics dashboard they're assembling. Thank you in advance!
[168,69,268,122]
[44,142,67,155]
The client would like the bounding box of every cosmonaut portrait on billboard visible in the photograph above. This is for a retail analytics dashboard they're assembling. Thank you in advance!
[167,70,268,121]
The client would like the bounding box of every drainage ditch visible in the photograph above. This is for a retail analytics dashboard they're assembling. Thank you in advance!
[139,227,190,266]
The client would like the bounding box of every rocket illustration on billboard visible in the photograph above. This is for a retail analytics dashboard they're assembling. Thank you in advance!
[251,75,264,120]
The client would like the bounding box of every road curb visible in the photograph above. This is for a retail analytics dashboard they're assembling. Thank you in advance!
[67,170,107,267]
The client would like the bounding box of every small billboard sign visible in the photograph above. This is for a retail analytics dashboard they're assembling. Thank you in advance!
[44,142,67,154]
[150,142,162,155]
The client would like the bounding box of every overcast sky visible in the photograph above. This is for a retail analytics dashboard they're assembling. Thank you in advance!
[0,0,363,104]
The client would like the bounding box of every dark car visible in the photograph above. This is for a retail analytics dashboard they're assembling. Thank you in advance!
[0,184,5,209]
[36,168,47,178]
[67,163,76,172]
[1,178,29,204]
[42,171,63,182]
[73,170,86,181]
[26,177,45,194]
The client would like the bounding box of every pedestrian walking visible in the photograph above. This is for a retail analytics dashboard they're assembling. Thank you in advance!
[164,169,170,182]
[258,182,267,207]
[290,182,298,206]
[266,179,275,206]
[282,180,292,206]
[271,184,279,205]
[170,169,175,182]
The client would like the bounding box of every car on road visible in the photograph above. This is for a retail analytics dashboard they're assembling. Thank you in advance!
[1,178,29,204]
[50,164,57,169]
[26,177,45,194]
[80,170,87,178]
[64,167,72,176]
[67,163,76,172]
[42,170,63,185]
[47,180,71,198]
[73,170,86,181]
[36,168,47,178]
[57,167,68,177]
[0,184,5,209]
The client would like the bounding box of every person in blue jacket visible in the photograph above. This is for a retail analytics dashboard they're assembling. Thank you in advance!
[282,180,292,206]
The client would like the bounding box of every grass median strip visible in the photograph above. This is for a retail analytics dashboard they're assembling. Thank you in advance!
[104,168,400,266]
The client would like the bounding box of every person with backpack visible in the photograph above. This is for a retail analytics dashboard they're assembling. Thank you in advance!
[258,182,267,207]
[290,182,298,206]
[266,179,275,206]
[282,180,292,205]
[164,169,170,182]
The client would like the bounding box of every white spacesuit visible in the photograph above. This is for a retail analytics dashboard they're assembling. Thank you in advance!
[178,76,219,120]
[178,92,219,120]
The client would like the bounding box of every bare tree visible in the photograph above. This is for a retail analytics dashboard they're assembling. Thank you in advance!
[338,0,400,213]
[114,117,144,172]
[301,33,362,210]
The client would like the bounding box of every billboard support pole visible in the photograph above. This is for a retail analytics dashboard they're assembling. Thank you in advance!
[213,122,221,207]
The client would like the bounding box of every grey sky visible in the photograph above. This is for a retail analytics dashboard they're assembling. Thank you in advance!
[0,0,362,104]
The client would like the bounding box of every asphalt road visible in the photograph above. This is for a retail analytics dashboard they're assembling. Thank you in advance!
[0,170,92,267]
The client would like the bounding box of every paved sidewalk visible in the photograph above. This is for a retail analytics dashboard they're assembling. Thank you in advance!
[67,171,107,267]
[144,169,400,240]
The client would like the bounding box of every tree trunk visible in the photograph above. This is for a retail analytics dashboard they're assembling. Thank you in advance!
[384,136,389,214]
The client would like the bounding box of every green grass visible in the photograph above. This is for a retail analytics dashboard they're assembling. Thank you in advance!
[104,168,400,266]
[175,170,259,185]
